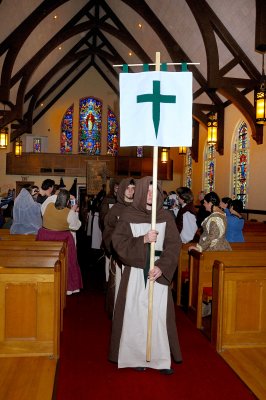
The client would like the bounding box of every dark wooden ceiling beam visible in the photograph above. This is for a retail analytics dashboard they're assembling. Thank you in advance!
[122,0,225,157]
[0,0,95,99]
[122,0,222,102]
[28,60,93,130]
[255,0,266,52]
[186,0,262,144]
[219,85,263,144]
[93,62,119,96]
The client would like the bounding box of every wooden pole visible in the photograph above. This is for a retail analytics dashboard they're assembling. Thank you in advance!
[146,51,160,362]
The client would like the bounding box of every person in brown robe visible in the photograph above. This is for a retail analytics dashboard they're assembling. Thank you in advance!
[109,176,182,374]
[102,177,136,319]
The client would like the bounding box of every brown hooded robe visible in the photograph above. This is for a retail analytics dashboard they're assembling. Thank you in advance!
[102,178,136,318]
[109,176,182,368]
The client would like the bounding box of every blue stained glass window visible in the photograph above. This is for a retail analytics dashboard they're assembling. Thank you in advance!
[79,97,102,154]
[136,147,143,157]
[33,138,41,153]
[107,108,119,156]
[184,148,192,188]
[204,144,216,192]
[60,104,73,153]
[232,121,249,207]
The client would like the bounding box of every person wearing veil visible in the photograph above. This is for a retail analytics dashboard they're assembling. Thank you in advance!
[10,186,42,234]
[109,176,182,374]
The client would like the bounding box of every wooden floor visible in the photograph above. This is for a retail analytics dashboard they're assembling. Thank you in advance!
[220,347,266,400]
[0,357,57,400]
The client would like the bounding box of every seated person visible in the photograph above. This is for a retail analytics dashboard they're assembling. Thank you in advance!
[196,190,210,229]
[224,199,244,242]
[37,189,82,295]
[36,179,55,204]
[1,201,14,229]
[176,187,198,243]
[167,192,179,218]
[10,186,42,234]
[189,191,231,252]
[220,196,232,211]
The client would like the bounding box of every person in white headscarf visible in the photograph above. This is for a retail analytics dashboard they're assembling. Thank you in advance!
[10,187,42,234]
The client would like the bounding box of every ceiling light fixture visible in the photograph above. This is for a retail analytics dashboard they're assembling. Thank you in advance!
[161,148,169,163]
[0,127,8,149]
[207,111,218,144]
[255,53,266,125]
[14,137,22,157]
[0,104,8,149]
[178,146,187,155]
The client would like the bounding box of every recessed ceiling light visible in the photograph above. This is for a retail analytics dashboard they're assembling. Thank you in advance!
[129,51,132,56]
[138,23,142,29]
[40,103,44,107]
[53,15,58,19]
[58,46,62,50]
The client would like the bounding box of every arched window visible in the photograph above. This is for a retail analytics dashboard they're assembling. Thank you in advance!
[60,104,74,153]
[183,148,192,188]
[136,147,143,157]
[232,121,249,207]
[204,143,216,192]
[79,97,102,154]
[107,107,119,156]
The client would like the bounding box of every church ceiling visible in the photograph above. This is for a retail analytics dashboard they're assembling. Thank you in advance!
[0,0,265,149]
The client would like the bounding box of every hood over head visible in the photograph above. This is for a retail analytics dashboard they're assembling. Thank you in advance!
[116,177,136,206]
[132,176,164,214]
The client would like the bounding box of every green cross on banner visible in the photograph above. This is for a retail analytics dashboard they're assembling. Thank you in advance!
[137,80,176,138]
[119,70,192,147]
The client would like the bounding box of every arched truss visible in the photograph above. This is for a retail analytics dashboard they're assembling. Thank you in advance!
[0,0,263,151]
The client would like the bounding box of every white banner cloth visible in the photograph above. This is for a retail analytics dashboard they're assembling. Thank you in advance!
[119,71,192,147]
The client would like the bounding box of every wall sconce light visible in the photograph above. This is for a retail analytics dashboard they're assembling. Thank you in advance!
[207,112,218,144]
[178,146,187,155]
[161,148,169,163]
[255,53,266,125]
[14,137,22,157]
[0,127,8,149]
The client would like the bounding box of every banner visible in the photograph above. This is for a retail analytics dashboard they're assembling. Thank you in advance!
[119,71,192,147]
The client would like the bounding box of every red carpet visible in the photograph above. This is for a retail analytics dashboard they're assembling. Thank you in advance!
[55,289,256,400]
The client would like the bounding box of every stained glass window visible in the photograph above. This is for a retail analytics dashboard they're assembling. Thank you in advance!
[107,107,119,156]
[232,121,249,207]
[136,147,143,157]
[184,148,192,188]
[79,97,102,154]
[60,104,73,153]
[33,138,41,153]
[204,143,216,192]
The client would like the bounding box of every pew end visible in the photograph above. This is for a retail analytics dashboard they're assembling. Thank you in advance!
[211,260,266,353]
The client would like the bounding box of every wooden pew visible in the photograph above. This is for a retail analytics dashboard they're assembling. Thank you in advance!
[243,221,266,232]
[0,254,61,359]
[212,260,266,352]
[176,243,190,305]
[0,229,36,240]
[188,245,266,330]
[0,243,67,330]
[176,239,266,306]
[244,232,266,241]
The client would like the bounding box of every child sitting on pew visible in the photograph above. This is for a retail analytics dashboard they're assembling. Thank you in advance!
[224,199,245,242]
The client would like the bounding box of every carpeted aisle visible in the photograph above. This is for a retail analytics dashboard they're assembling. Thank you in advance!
[55,289,256,400]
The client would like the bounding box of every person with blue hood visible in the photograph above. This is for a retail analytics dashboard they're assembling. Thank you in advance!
[10,186,42,234]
